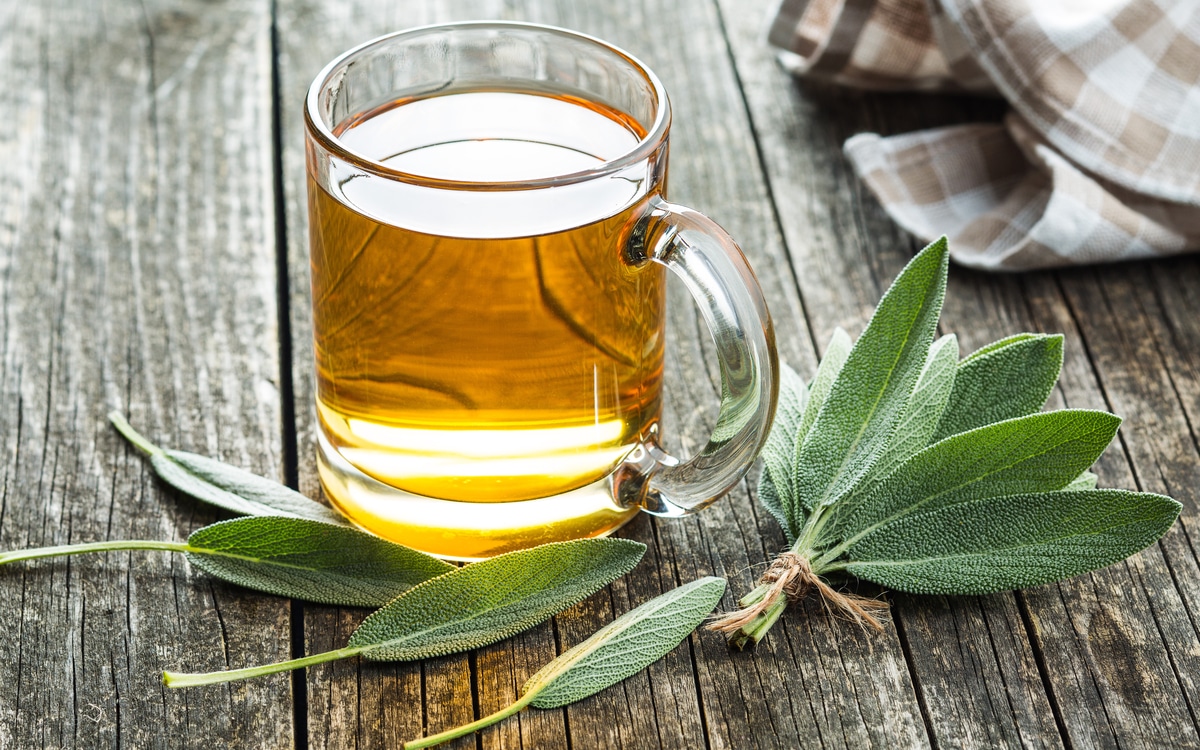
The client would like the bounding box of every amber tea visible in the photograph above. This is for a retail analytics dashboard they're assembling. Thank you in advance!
[310,91,665,557]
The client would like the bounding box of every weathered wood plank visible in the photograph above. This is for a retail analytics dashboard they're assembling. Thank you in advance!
[1022,267,1200,747]
[0,0,293,747]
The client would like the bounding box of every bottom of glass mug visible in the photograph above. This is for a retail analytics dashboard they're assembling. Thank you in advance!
[316,431,640,561]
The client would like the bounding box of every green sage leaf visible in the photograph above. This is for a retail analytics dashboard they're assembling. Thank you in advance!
[0,517,452,608]
[864,333,958,486]
[1062,471,1099,492]
[403,577,725,749]
[110,412,349,526]
[185,517,453,607]
[759,364,806,537]
[959,332,1039,364]
[796,327,852,446]
[932,334,1063,441]
[757,470,790,544]
[525,576,726,708]
[794,238,949,514]
[349,538,645,660]
[759,363,807,505]
[779,328,852,536]
[845,489,1181,595]
[827,409,1121,548]
[164,537,646,688]
[155,451,349,525]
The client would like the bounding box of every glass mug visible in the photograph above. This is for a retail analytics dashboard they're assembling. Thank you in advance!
[305,21,778,560]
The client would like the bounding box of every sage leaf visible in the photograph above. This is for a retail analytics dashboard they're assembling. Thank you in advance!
[959,332,1039,364]
[404,577,726,749]
[1062,471,1099,491]
[760,363,808,504]
[932,334,1063,441]
[526,576,726,708]
[110,412,349,526]
[824,409,1122,549]
[0,517,452,608]
[759,364,806,537]
[757,470,790,544]
[185,517,453,606]
[780,327,850,535]
[795,327,852,446]
[844,489,1181,595]
[711,237,1181,646]
[793,238,949,515]
[349,537,644,660]
[164,537,645,687]
[864,333,958,487]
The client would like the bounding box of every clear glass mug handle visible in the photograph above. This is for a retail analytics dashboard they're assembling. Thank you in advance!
[615,197,779,517]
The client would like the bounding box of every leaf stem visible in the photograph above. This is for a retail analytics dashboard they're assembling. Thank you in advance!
[163,645,362,688]
[737,582,772,609]
[108,411,163,456]
[0,540,191,566]
[731,594,789,649]
[814,560,848,574]
[404,692,536,748]
[791,500,834,557]
[811,546,846,572]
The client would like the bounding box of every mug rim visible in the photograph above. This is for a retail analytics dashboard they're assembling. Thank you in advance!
[304,20,672,191]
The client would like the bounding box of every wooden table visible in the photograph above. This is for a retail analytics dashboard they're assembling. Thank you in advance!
[3,0,1198,747]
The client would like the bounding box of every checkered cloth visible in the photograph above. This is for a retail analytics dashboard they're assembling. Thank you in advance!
[769,0,1200,270]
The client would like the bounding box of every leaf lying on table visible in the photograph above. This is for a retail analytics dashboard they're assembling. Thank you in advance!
[8,416,671,714]
[713,238,1182,647]
[0,516,452,607]
[109,411,349,525]
[404,576,727,749]
[163,537,646,687]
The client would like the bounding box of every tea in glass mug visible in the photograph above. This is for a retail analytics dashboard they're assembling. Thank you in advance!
[305,22,778,560]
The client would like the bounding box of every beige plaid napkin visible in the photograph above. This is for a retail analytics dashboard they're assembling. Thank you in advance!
[769,0,1200,270]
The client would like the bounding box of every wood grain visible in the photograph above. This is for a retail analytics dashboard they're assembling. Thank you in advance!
[0,0,293,747]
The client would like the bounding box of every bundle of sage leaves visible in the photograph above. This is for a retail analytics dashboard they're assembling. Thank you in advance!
[710,237,1182,647]
[0,414,723,747]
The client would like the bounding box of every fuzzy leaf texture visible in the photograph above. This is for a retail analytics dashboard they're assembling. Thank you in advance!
[758,363,806,537]
[185,517,453,607]
[792,238,949,520]
[865,333,958,485]
[1063,471,1099,491]
[109,412,348,525]
[782,327,851,534]
[933,334,1063,441]
[845,489,1181,594]
[403,577,726,748]
[795,328,852,447]
[822,409,1122,548]
[760,363,808,500]
[165,537,647,688]
[757,472,788,544]
[349,538,645,660]
[0,517,453,608]
[524,576,727,708]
